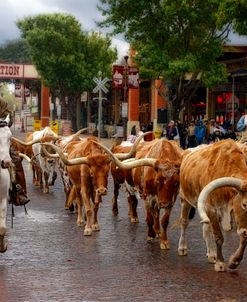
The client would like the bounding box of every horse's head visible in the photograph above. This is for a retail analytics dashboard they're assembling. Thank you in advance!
[0,115,12,169]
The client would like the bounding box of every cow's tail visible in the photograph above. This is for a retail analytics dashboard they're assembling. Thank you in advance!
[189,206,196,219]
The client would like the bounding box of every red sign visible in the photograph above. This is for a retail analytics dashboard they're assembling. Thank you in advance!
[112,65,139,89]
[112,65,124,89]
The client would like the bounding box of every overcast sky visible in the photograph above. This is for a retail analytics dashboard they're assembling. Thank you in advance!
[0,0,129,60]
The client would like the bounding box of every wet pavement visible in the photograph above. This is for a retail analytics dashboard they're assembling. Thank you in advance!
[1,132,247,301]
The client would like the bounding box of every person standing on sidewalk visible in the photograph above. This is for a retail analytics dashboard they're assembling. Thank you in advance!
[237,105,247,142]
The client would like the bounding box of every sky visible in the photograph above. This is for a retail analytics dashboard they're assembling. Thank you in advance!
[0,0,129,61]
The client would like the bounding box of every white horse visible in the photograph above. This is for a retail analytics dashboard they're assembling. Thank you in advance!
[0,115,12,252]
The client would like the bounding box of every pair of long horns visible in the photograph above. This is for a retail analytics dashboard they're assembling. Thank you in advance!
[198,177,247,223]
[41,140,158,169]
[113,131,153,160]
[11,127,88,146]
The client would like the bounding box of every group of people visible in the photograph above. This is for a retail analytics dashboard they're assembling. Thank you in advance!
[127,122,153,143]
[163,119,237,149]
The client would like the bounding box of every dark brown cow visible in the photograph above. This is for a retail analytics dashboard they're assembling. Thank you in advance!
[179,139,247,271]
[110,133,153,222]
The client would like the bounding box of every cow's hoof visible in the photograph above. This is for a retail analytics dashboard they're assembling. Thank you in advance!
[214,261,226,272]
[146,236,155,242]
[130,217,139,223]
[0,236,7,253]
[43,188,49,194]
[160,240,170,250]
[84,227,92,236]
[207,254,216,264]
[77,220,84,227]
[178,247,188,256]
[228,256,240,270]
[92,224,100,231]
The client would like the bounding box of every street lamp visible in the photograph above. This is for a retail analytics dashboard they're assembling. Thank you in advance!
[123,55,129,140]
[20,82,25,132]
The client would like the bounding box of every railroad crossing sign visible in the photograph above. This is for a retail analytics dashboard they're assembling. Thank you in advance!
[93,75,109,94]
[92,72,109,140]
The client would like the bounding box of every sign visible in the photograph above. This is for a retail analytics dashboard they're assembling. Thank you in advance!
[112,65,124,88]
[0,62,40,79]
[93,76,109,94]
[128,67,139,89]
[112,65,139,89]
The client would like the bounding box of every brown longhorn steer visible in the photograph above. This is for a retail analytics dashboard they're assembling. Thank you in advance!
[179,139,247,271]
[43,137,111,236]
[97,139,182,249]
[110,132,153,222]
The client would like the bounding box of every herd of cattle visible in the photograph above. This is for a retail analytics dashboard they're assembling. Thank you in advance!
[2,122,247,273]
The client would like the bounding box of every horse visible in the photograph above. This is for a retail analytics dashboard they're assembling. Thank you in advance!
[0,114,12,252]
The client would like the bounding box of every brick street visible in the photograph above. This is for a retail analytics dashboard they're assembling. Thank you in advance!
[0,132,247,302]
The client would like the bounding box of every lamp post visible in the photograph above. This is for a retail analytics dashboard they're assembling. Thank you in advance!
[20,82,25,132]
[123,55,129,140]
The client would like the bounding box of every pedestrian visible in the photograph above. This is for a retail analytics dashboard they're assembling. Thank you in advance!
[131,125,137,135]
[165,120,178,140]
[237,105,247,142]
[179,121,188,149]
[144,122,154,141]
[195,120,206,145]
[187,120,197,147]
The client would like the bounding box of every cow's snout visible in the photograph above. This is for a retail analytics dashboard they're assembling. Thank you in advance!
[1,159,11,169]
[47,159,54,164]
[96,187,107,196]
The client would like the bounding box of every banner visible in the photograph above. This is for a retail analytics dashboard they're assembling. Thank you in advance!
[112,65,124,89]
[112,65,140,89]
[128,67,139,89]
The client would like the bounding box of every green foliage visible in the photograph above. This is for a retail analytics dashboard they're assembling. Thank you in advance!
[17,13,117,94]
[218,0,247,35]
[0,83,17,108]
[0,39,31,63]
[98,0,239,118]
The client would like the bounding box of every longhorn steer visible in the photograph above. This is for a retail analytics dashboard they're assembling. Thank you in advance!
[178,139,247,271]
[12,127,58,193]
[98,138,182,249]
[110,132,153,221]
[43,136,111,236]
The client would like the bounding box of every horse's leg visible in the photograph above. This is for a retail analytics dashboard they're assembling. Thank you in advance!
[0,198,7,252]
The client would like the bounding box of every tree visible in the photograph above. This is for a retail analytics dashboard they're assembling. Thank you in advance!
[17,13,117,130]
[98,0,233,120]
[0,83,17,109]
[0,39,32,63]
[217,0,247,35]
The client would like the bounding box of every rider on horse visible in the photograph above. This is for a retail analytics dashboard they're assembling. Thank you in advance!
[0,96,30,206]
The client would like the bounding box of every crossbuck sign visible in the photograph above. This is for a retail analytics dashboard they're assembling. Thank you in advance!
[93,76,109,94]
[92,73,109,139]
